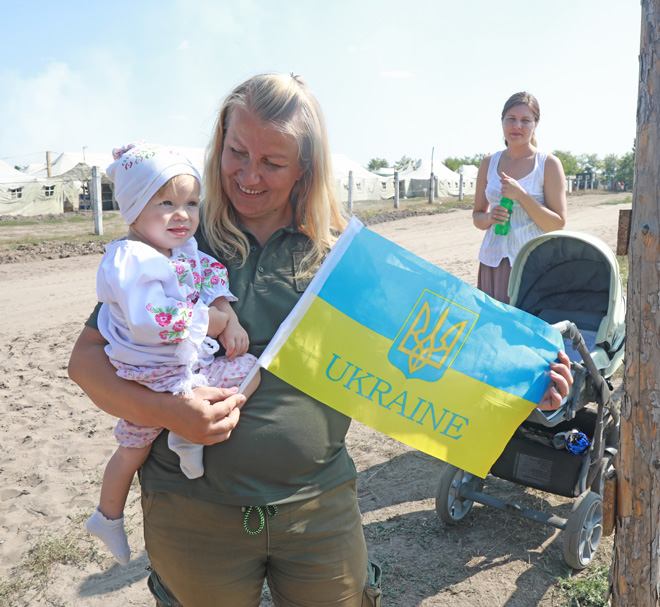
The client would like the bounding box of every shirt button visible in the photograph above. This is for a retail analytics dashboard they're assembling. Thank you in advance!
[258,266,265,273]
[250,246,257,252]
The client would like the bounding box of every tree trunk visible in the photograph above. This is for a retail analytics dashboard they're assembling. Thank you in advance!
[611,1,660,605]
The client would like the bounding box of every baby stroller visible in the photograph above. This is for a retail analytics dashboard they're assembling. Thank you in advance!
[434,230,626,570]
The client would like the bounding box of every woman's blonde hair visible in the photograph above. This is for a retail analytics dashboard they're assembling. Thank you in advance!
[202,73,347,271]
[501,91,540,147]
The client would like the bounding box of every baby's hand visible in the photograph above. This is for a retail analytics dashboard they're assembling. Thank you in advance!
[207,307,229,339]
[219,317,250,359]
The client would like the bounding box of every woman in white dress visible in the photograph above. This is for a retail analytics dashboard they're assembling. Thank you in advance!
[472,92,567,303]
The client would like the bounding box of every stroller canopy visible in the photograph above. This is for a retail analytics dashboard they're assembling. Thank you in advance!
[508,231,625,360]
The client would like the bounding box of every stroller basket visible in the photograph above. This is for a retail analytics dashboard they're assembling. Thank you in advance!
[491,407,599,498]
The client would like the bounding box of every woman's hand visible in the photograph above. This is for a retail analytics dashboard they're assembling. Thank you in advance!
[489,203,511,226]
[500,172,527,201]
[168,385,246,445]
[537,350,573,411]
[499,159,567,233]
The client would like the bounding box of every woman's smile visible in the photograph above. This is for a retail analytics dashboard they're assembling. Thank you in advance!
[237,182,265,195]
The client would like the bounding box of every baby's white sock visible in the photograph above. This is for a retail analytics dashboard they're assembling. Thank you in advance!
[168,432,204,479]
[85,507,130,566]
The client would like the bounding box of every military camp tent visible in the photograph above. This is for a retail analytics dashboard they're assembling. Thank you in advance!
[0,160,63,216]
[458,164,479,195]
[332,154,394,203]
[399,159,463,198]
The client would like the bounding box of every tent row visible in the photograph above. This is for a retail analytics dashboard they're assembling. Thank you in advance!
[394,159,477,199]
[333,155,477,202]
[1,149,478,216]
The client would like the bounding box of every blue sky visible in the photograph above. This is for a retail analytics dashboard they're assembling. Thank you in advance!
[0,0,641,169]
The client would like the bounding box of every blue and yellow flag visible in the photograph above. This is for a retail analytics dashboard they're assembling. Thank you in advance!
[257,218,564,478]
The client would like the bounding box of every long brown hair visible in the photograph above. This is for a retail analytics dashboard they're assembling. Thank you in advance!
[501,91,540,147]
[202,73,347,271]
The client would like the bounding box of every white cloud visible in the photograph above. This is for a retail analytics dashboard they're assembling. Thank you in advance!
[0,52,134,157]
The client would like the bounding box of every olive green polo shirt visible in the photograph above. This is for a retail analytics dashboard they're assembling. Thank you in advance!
[89,226,357,505]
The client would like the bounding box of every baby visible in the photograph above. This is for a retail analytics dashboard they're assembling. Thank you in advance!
[85,142,259,565]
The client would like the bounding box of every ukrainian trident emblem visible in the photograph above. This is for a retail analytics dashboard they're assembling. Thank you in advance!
[388,290,478,381]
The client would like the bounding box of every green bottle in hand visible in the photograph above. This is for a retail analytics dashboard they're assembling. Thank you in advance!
[494,197,513,235]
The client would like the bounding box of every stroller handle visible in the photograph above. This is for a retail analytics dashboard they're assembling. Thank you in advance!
[552,321,611,407]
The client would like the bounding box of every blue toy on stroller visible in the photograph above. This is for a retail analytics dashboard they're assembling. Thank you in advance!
[434,230,625,570]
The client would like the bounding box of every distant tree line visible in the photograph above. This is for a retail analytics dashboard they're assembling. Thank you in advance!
[367,155,415,171]
[441,154,487,172]
[366,145,635,188]
[552,148,634,187]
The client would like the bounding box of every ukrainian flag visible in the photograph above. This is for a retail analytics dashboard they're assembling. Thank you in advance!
[256,218,564,477]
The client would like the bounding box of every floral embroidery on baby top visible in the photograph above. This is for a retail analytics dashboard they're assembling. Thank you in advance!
[169,252,229,305]
[146,301,194,343]
[140,248,231,342]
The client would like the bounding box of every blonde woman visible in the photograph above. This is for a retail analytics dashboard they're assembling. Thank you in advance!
[70,75,572,606]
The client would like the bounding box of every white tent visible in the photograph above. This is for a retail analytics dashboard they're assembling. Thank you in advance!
[458,164,479,195]
[0,160,63,216]
[399,159,463,198]
[459,164,479,180]
[332,154,394,203]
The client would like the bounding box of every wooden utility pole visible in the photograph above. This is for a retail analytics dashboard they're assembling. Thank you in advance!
[611,2,660,605]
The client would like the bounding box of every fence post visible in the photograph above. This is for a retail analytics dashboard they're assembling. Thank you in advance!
[91,166,103,236]
[348,170,354,214]
[394,171,399,209]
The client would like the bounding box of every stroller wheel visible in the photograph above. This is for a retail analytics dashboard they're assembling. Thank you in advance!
[435,464,483,525]
[563,491,603,570]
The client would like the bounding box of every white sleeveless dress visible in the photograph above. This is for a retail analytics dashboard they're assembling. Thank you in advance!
[478,149,548,267]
